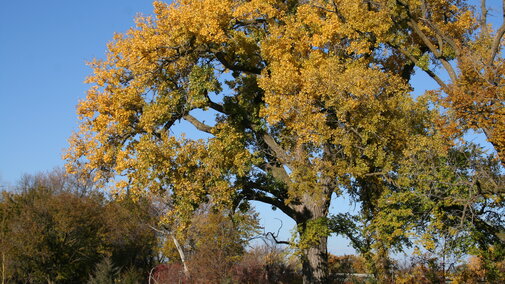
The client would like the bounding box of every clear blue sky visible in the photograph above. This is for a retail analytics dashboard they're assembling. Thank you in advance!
[0,0,156,186]
[0,0,498,255]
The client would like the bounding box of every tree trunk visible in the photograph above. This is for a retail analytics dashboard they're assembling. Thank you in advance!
[171,235,190,279]
[301,234,328,284]
[295,193,331,284]
[372,245,393,283]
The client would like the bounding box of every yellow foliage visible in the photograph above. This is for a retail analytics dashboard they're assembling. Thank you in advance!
[64,3,503,280]
[65,0,440,227]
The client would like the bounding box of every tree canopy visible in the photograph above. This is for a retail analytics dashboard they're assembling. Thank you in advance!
[66,0,505,282]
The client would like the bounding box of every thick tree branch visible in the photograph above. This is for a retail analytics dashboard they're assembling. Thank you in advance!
[208,100,225,114]
[251,131,292,185]
[204,96,293,177]
[264,163,291,185]
[407,19,458,82]
[240,185,298,220]
[162,117,178,134]
[215,52,263,75]
[261,133,292,169]
[407,20,441,57]
[481,0,488,34]
[424,22,460,58]
[439,58,458,83]
[394,46,450,91]
[204,91,293,184]
[183,114,213,134]
[397,0,458,82]
[489,23,505,66]
[419,0,459,56]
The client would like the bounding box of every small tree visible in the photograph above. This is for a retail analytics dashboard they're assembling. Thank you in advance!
[0,170,157,283]
[158,206,260,282]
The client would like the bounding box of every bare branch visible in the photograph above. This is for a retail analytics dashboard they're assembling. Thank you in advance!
[489,24,505,65]
[171,234,190,278]
[439,58,458,83]
[149,224,190,278]
[183,114,213,134]
[481,0,488,34]
[261,133,292,169]
[265,232,292,245]
[395,46,450,91]
[264,218,292,245]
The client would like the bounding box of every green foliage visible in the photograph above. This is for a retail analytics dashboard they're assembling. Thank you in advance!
[2,185,106,282]
[416,53,431,71]
[294,217,332,251]
[476,243,505,282]
[329,213,370,255]
[116,267,143,284]
[189,64,222,108]
[0,170,157,283]
[393,143,504,255]
[328,142,504,279]
[87,257,143,284]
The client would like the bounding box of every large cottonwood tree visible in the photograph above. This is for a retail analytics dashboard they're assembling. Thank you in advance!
[66,0,504,282]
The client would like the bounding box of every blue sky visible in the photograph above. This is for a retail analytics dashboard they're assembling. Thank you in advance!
[0,0,359,255]
[0,0,499,255]
[0,0,155,186]
[0,0,353,254]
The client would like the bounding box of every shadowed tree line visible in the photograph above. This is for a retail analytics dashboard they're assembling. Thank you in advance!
[0,170,300,283]
[0,170,157,283]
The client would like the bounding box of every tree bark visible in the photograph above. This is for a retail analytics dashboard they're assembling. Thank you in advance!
[301,234,328,284]
[295,193,331,284]
[171,235,190,279]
